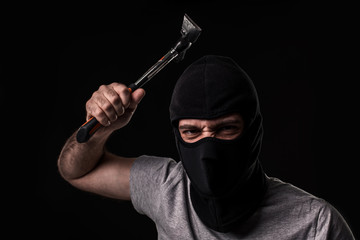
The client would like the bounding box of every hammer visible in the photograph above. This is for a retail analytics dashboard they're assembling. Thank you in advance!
[76,14,202,143]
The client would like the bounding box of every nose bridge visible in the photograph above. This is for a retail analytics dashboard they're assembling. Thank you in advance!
[203,127,216,138]
[203,131,215,138]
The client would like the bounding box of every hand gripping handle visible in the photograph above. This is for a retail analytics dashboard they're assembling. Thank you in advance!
[76,86,136,143]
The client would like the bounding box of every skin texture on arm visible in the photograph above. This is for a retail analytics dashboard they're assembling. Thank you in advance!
[57,83,145,200]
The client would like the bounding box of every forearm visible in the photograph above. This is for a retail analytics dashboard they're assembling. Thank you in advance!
[58,84,144,181]
[57,128,112,180]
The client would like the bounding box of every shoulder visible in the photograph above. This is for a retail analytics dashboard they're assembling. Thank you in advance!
[264,176,333,217]
[130,155,184,186]
[262,176,330,228]
[265,176,324,205]
[263,176,354,239]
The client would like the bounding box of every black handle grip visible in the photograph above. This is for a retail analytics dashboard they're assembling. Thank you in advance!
[76,117,102,143]
[128,83,138,93]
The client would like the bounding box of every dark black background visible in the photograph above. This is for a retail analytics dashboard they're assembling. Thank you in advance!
[4,1,358,239]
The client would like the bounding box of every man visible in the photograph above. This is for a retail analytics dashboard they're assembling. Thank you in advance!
[58,55,354,239]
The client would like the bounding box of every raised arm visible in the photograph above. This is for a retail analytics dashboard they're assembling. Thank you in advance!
[57,83,145,200]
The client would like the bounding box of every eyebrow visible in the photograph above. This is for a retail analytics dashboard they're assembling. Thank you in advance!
[178,124,198,130]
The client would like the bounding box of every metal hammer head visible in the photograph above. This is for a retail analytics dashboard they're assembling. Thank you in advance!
[175,14,202,62]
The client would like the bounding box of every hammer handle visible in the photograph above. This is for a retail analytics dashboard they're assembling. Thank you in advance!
[76,45,181,143]
[76,117,101,143]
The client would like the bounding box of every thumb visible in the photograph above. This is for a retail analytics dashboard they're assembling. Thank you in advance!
[128,88,146,111]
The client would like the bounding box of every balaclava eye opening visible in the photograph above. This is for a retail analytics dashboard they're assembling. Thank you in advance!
[169,55,267,233]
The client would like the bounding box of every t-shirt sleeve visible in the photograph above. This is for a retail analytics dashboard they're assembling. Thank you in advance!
[129,155,180,220]
[315,201,355,240]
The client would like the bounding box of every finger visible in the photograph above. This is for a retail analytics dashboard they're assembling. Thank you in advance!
[88,90,118,125]
[97,92,119,122]
[110,83,131,109]
[102,85,125,117]
[86,97,110,126]
[127,88,146,113]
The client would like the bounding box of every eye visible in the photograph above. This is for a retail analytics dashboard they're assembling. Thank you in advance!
[182,129,201,136]
[179,127,202,141]
[216,125,242,138]
[219,125,238,131]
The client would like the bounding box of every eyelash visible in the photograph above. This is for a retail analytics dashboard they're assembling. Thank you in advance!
[182,129,200,135]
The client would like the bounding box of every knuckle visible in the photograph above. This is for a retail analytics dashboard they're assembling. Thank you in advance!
[120,85,130,95]
[98,84,107,91]
[91,91,100,100]
[102,102,113,112]
[94,95,108,108]
[86,100,95,113]
[110,82,125,88]
[111,96,121,106]
[93,108,104,118]
[113,83,130,95]
[85,99,92,108]
[107,90,121,104]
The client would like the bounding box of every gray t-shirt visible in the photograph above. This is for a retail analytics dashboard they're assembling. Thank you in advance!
[130,155,354,239]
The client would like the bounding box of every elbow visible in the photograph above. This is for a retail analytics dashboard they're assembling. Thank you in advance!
[57,153,80,182]
[57,156,72,181]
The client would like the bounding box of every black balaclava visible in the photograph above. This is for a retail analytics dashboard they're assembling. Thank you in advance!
[169,55,268,233]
